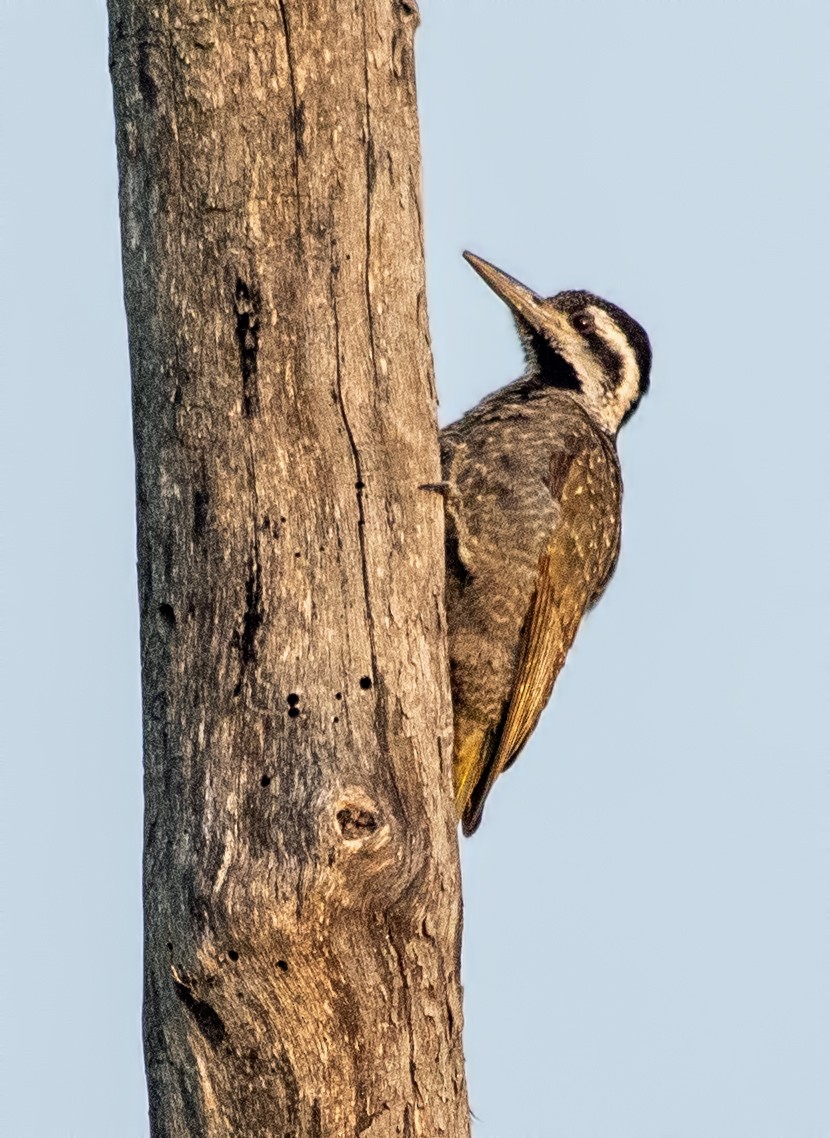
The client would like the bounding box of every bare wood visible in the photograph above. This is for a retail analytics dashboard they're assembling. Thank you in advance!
[107,1,468,1133]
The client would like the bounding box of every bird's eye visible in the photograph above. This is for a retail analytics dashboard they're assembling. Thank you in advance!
[573,312,595,333]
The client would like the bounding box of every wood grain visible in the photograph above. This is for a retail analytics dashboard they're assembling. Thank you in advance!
[107,1,469,1133]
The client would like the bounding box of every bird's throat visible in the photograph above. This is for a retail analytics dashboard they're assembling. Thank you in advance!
[524,325,581,392]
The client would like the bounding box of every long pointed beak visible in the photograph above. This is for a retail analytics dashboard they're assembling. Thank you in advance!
[462,251,546,331]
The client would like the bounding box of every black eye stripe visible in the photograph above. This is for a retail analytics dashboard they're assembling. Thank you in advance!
[584,330,625,387]
[554,290,652,399]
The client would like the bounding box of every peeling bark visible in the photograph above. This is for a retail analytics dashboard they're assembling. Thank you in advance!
[107,1,469,1134]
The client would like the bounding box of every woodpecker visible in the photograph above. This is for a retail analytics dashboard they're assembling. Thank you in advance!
[440,252,651,835]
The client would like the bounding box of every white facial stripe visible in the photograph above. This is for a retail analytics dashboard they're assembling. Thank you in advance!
[589,305,641,411]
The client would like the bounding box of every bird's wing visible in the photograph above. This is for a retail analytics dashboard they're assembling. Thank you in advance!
[461,439,620,835]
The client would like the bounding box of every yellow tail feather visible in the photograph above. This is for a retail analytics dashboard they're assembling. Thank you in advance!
[453,724,489,821]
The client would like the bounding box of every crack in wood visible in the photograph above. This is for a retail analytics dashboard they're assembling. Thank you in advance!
[172,977,227,1047]
[137,41,158,108]
[193,488,209,538]
[387,932,419,1117]
[234,278,260,419]
[239,555,263,668]
[330,258,378,687]
[276,0,303,243]
[361,8,378,379]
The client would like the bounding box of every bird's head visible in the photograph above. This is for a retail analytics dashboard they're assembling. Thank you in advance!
[464,251,652,434]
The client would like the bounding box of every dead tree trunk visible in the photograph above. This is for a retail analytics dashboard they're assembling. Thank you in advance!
[107,1,468,1134]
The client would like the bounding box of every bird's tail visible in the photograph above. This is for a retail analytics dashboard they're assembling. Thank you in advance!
[453,721,499,837]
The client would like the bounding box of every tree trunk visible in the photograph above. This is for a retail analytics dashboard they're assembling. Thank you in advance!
[107,1,468,1134]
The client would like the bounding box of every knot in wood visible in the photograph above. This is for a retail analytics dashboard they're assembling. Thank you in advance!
[332,792,389,855]
[336,805,378,840]
[332,787,392,858]
[327,782,426,910]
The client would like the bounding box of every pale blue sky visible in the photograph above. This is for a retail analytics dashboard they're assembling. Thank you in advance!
[2,2,828,1136]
